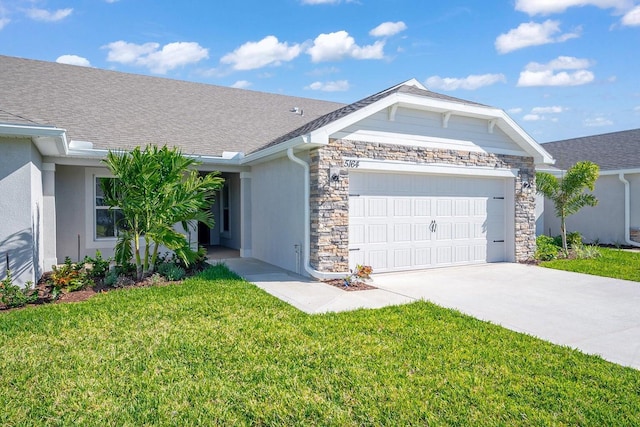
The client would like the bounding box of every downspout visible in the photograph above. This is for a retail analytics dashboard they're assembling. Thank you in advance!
[618,173,640,247]
[287,148,351,280]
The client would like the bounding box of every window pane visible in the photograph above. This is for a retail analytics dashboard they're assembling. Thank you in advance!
[96,209,116,238]
[96,177,109,207]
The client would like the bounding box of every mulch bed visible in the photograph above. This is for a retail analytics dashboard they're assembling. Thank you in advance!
[324,278,377,292]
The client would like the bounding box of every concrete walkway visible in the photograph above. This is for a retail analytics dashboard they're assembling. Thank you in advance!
[223,258,640,370]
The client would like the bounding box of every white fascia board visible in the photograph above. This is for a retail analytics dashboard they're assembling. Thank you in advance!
[0,123,69,155]
[344,157,519,178]
[241,135,323,165]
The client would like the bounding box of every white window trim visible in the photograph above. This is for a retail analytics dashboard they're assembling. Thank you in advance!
[85,167,118,249]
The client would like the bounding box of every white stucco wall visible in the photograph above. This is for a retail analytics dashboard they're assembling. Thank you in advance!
[0,137,43,287]
[250,155,306,274]
[542,174,626,244]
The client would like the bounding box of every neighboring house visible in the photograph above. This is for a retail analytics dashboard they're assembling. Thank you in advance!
[0,55,553,286]
[540,128,640,246]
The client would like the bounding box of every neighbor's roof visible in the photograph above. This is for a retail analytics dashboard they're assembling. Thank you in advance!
[0,55,344,157]
[542,128,640,171]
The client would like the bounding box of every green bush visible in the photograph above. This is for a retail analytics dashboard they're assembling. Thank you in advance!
[157,263,186,281]
[83,250,111,280]
[0,270,37,308]
[535,235,561,261]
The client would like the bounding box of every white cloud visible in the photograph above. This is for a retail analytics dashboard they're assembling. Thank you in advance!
[56,55,91,67]
[25,7,73,22]
[231,80,252,89]
[221,36,301,70]
[622,5,640,25]
[523,114,542,121]
[584,116,614,126]
[495,20,580,53]
[531,105,566,113]
[370,21,407,37]
[517,56,595,86]
[425,73,506,91]
[104,41,209,74]
[306,80,350,91]
[0,17,9,29]
[307,31,385,62]
[634,106,640,113]
[515,0,633,15]
[508,107,523,114]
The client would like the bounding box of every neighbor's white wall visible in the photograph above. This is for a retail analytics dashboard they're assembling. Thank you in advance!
[0,137,42,287]
[543,174,625,244]
[250,155,305,273]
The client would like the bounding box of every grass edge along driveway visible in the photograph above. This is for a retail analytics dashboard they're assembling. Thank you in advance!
[1,264,638,426]
[541,246,640,282]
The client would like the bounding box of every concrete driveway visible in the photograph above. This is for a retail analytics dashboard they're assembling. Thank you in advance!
[224,258,640,370]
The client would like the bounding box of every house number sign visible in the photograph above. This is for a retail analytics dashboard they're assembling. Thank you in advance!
[343,159,360,168]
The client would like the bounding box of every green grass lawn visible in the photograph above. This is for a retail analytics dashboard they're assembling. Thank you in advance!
[541,247,640,282]
[1,265,639,426]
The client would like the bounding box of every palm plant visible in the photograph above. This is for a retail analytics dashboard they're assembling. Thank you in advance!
[536,161,599,252]
[101,145,223,280]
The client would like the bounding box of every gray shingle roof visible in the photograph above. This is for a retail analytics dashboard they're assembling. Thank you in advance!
[542,128,640,171]
[1,55,496,158]
[0,55,344,156]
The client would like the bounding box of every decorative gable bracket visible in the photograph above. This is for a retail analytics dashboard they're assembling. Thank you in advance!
[442,111,452,128]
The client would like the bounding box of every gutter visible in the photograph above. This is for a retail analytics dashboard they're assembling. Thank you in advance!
[286,148,350,280]
[618,173,640,248]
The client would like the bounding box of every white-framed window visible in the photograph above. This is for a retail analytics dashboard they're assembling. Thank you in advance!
[94,177,124,239]
[85,168,120,249]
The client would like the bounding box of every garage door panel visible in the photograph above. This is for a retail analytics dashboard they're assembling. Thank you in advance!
[414,248,431,266]
[393,223,412,242]
[368,224,387,243]
[367,198,388,217]
[368,250,388,270]
[393,249,412,268]
[454,222,470,239]
[349,172,508,273]
[414,223,431,241]
[394,199,412,216]
[414,199,431,216]
[350,224,365,244]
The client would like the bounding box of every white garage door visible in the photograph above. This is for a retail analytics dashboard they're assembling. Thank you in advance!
[349,172,508,273]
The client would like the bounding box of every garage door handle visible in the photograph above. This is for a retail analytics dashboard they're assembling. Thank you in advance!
[429,220,437,232]
[349,248,361,251]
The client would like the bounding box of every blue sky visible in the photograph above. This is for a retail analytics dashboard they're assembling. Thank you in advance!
[1,0,639,142]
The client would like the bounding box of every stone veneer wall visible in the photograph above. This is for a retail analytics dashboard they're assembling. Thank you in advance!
[308,139,537,272]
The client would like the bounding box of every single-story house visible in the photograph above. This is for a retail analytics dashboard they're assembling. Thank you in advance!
[540,128,640,246]
[0,55,553,286]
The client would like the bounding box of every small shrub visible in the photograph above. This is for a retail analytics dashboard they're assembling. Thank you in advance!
[573,245,602,260]
[83,250,111,280]
[48,257,92,292]
[157,263,186,281]
[0,271,37,309]
[535,235,561,261]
